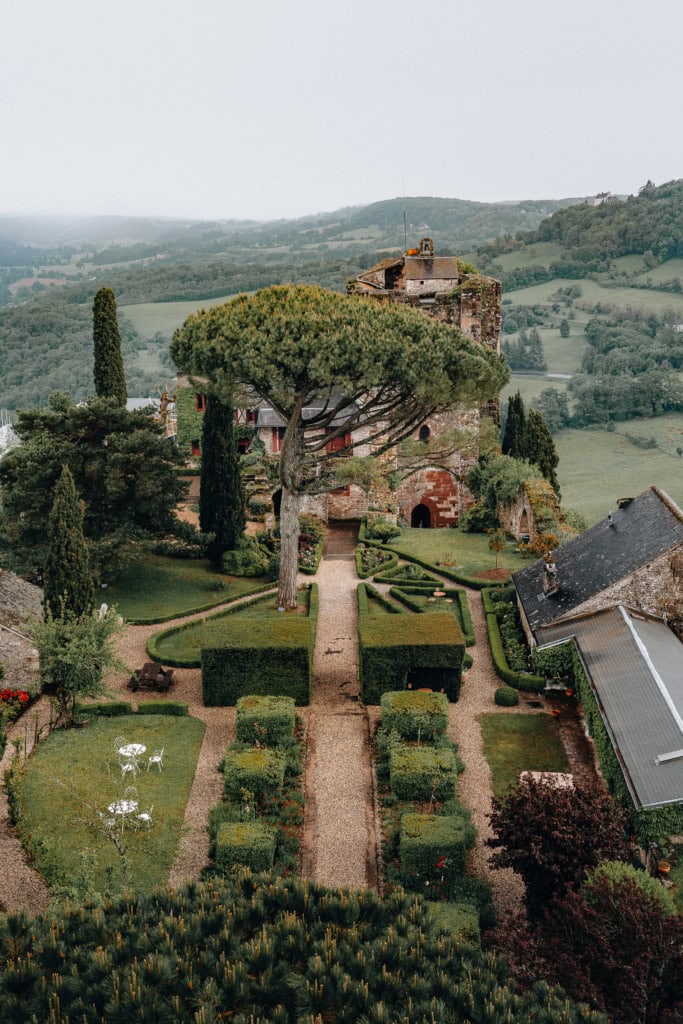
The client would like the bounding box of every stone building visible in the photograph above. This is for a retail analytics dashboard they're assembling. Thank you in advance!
[513,486,683,645]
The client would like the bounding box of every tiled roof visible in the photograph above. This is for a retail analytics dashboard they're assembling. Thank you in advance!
[404,256,460,281]
[537,606,683,809]
[513,487,683,632]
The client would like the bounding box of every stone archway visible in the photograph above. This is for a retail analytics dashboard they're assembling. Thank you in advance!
[411,503,431,528]
[519,509,529,534]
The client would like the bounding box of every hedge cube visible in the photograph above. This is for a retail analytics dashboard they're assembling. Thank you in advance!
[215,821,276,872]
[236,695,296,745]
[359,612,464,704]
[389,746,459,802]
[381,690,448,739]
[400,812,473,896]
[223,748,286,802]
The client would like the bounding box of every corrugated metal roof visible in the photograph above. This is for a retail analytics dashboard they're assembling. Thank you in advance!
[514,487,683,632]
[537,606,683,809]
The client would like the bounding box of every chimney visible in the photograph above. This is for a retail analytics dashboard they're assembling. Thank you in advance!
[543,554,560,595]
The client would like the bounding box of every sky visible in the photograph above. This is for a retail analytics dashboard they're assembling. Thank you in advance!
[2,0,683,222]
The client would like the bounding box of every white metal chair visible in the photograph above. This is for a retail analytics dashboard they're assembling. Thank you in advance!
[147,748,164,772]
[114,735,127,751]
[118,753,137,779]
[136,805,154,829]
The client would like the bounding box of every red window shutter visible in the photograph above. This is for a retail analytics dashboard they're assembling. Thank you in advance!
[191,440,200,456]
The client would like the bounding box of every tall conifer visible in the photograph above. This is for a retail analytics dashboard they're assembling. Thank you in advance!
[199,393,246,566]
[93,287,127,405]
[524,409,561,495]
[502,391,526,457]
[43,466,94,621]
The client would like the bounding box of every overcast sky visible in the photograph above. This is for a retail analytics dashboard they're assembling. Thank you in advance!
[3,0,682,222]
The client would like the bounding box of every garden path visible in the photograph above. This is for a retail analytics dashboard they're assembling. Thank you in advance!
[301,523,378,890]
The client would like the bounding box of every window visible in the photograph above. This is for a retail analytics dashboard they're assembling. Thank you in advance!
[419,424,430,442]
[271,427,286,452]
[331,485,351,496]
[191,439,200,457]
[195,393,206,412]
[326,431,352,454]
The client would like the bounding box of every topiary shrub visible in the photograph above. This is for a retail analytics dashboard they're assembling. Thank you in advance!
[494,686,520,707]
[236,695,296,745]
[389,746,459,802]
[428,901,481,945]
[365,518,401,542]
[223,747,286,802]
[215,821,276,872]
[380,690,448,740]
[222,536,270,576]
[400,811,475,897]
[75,701,133,718]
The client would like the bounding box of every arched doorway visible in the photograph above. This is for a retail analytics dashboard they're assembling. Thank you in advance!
[411,503,431,528]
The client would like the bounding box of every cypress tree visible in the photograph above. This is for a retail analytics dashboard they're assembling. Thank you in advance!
[200,393,246,566]
[502,391,526,457]
[524,408,561,495]
[93,287,127,405]
[43,465,94,621]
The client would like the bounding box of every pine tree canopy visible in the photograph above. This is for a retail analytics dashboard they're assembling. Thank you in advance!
[93,287,127,406]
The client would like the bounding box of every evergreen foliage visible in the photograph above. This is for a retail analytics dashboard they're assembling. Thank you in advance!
[502,327,547,371]
[0,871,607,1023]
[501,391,526,457]
[92,287,127,406]
[524,409,560,495]
[199,393,246,565]
[43,465,94,621]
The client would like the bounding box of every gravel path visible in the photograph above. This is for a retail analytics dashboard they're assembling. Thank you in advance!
[302,524,378,889]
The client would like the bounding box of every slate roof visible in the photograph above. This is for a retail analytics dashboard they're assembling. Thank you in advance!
[513,487,683,633]
[256,398,361,429]
[404,256,460,281]
[537,606,683,809]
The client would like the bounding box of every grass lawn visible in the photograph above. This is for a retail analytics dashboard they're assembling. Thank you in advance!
[150,591,305,665]
[388,528,527,576]
[17,715,205,894]
[478,713,568,797]
[394,589,468,633]
[505,277,683,317]
[104,553,271,622]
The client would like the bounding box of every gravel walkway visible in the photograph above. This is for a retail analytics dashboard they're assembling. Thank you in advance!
[302,525,378,890]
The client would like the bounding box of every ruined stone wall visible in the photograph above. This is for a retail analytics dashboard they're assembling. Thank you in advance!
[397,467,461,527]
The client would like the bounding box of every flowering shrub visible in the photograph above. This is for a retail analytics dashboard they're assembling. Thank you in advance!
[0,689,30,722]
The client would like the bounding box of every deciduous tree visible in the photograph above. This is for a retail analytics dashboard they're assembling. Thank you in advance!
[172,285,507,607]
[199,392,245,566]
[93,287,127,406]
[488,775,629,918]
[43,465,94,621]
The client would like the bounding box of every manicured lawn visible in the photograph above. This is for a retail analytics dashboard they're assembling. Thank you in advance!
[17,715,205,893]
[393,589,468,634]
[150,591,305,665]
[104,553,271,622]
[388,528,527,575]
[478,713,568,797]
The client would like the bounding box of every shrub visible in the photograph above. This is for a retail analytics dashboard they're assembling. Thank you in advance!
[400,811,475,897]
[222,747,286,802]
[365,518,401,542]
[222,536,270,576]
[428,901,481,945]
[202,628,313,706]
[485,611,544,692]
[75,700,133,718]
[355,545,397,579]
[359,612,465,704]
[380,690,448,739]
[236,695,296,745]
[495,686,520,707]
[390,746,459,802]
[136,701,189,716]
[215,822,276,872]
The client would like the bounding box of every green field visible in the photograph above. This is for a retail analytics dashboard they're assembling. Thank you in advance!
[388,528,527,574]
[504,277,683,316]
[494,242,564,271]
[631,257,683,286]
[17,715,205,893]
[121,294,240,338]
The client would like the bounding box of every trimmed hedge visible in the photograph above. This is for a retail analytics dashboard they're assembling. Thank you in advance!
[494,686,520,707]
[146,585,278,666]
[361,583,402,615]
[485,610,544,692]
[236,695,296,745]
[400,811,475,897]
[355,547,399,580]
[380,690,448,739]
[374,563,441,586]
[135,701,189,716]
[76,701,133,718]
[388,586,475,646]
[215,821,276,873]
[428,901,481,945]
[390,746,459,802]
[223,747,286,802]
[125,580,275,626]
[359,611,465,705]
